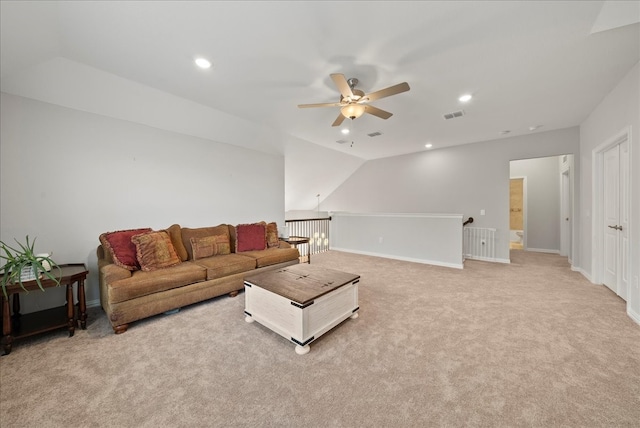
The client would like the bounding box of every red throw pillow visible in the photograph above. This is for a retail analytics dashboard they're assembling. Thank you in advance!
[236,223,266,252]
[99,228,151,270]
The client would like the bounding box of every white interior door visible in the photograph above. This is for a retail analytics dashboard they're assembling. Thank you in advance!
[602,140,629,299]
[603,145,619,292]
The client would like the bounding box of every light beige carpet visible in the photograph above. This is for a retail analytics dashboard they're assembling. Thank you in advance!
[1,250,639,427]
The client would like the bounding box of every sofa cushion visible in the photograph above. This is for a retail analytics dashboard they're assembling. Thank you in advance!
[99,228,152,271]
[108,261,207,304]
[193,253,257,280]
[266,222,279,248]
[237,247,300,268]
[131,231,182,272]
[164,224,188,262]
[181,225,230,261]
[236,223,266,252]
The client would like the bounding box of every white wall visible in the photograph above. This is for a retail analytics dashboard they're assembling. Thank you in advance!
[579,61,640,323]
[510,156,562,253]
[1,93,285,313]
[0,56,365,214]
[322,128,580,263]
[330,212,464,269]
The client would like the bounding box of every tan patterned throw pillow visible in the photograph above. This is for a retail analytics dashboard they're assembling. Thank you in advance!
[215,234,231,255]
[190,235,231,260]
[190,236,217,260]
[266,222,279,248]
[163,224,188,261]
[181,225,230,260]
[131,231,181,271]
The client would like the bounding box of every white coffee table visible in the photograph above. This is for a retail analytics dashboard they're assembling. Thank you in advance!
[244,264,360,355]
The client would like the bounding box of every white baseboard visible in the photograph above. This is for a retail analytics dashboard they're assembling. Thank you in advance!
[526,248,560,254]
[331,247,464,269]
[628,307,640,326]
[87,298,101,308]
[572,266,594,283]
[466,256,510,264]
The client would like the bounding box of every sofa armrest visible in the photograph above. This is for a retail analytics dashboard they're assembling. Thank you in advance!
[97,244,114,263]
[100,263,132,284]
[278,240,292,249]
[99,263,131,310]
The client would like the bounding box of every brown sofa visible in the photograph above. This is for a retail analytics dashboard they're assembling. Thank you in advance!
[98,222,299,333]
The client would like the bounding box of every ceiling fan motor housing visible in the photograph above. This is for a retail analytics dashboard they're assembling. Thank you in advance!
[340,89,366,104]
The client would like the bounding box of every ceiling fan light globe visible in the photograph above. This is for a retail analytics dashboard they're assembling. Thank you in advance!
[341,104,366,119]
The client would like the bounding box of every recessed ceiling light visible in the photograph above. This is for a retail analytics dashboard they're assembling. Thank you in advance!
[194,57,212,69]
[425,143,433,149]
[459,94,472,103]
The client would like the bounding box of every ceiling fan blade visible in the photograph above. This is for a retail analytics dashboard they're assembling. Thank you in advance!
[365,105,393,119]
[330,73,354,98]
[332,113,346,127]
[365,82,410,102]
[298,101,343,108]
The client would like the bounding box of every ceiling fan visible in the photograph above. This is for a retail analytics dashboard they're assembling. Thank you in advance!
[298,73,410,127]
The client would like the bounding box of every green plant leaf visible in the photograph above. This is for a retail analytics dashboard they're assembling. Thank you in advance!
[0,236,61,297]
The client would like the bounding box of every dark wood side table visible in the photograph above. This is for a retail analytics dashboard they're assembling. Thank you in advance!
[280,236,311,264]
[1,263,88,355]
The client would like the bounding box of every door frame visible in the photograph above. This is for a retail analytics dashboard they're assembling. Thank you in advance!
[560,157,573,260]
[509,175,527,249]
[592,127,631,292]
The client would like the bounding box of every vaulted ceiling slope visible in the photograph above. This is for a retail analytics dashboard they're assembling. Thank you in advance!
[1,2,638,211]
[1,1,638,161]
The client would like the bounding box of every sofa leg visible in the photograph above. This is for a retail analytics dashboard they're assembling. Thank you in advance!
[228,290,239,298]
[114,324,129,334]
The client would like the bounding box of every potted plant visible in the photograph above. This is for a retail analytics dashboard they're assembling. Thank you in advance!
[0,236,61,297]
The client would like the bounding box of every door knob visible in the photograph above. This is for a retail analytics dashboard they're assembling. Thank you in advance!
[608,225,616,229]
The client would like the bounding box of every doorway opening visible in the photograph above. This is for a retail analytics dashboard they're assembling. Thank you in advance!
[509,177,525,250]
[509,155,574,261]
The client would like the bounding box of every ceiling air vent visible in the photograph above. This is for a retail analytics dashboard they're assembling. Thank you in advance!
[367,131,383,137]
[443,110,465,120]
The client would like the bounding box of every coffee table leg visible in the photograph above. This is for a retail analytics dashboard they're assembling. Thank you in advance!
[295,344,310,355]
[245,315,254,323]
[350,312,359,319]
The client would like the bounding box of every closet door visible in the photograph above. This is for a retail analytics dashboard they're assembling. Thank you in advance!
[602,140,629,300]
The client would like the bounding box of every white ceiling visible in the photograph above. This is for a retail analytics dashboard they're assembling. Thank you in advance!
[2,1,639,158]
[1,1,639,208]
